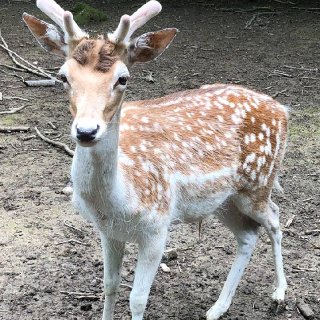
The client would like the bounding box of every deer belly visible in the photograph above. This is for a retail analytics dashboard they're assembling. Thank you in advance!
[170,173,234,223]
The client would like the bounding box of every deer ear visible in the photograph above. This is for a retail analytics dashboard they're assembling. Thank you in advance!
[128,28,177,64]
[23,13,67,57]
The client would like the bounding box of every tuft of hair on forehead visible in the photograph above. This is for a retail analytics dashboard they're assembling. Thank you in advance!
[71,39,121,72]
[72,40,96,65]
[96,41,119,72]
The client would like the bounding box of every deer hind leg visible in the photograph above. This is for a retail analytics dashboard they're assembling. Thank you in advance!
[233,195,287,303]
[261,200,287,302]
[207,202,259,320]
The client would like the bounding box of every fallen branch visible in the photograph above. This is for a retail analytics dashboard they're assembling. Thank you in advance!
[0,31,55,79]
[34,127,74,157]
[0,126,30,133]
[0,105,28,115]
[24,79,57,87]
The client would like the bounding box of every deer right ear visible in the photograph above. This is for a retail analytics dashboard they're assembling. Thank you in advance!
[23,13,67,57]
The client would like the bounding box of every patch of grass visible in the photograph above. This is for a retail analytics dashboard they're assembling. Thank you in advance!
[289,106,320,141]
[73,2,107,26]
[0,114,22,126]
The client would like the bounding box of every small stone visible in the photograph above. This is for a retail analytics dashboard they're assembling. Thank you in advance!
[297,299,314,319]
[160,263,170,273]
[62,186,73,195]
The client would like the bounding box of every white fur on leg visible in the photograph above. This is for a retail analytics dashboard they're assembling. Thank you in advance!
[130,230,167,320]
[264,201,287,302]
[206,230,258,320]
[100,235,125,320]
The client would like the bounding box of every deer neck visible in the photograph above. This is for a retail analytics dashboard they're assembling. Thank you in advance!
[72,107,123,197]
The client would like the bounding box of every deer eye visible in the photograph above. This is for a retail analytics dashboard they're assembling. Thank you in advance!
[118,76,128,86]
[57,73,69,84]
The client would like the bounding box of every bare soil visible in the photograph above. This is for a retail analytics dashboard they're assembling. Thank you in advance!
[0,1,319,319]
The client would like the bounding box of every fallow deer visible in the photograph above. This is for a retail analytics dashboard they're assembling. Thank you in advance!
[23,1,288,319]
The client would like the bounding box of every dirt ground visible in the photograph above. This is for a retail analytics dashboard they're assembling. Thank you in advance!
[0,0,319,319]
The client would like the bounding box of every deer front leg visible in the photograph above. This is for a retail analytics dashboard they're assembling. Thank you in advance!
[130,229,168,320]
[100,233,125,320]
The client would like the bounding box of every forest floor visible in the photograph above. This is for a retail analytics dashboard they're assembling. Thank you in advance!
[0,0,319,319]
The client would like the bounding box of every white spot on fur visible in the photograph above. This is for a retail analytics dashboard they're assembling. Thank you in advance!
[250,133,256,143]
[217,115,224,122]
[258,132,264,141]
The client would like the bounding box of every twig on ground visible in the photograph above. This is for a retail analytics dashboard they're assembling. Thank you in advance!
[292,7,320,12]
[2,96,29,101]
[269,70,293,78]
[0,43,50,78]
[0,68,25,81]
[0,126,30,133]
[64,220,84,234]
[55,238,88,246]
[0,64,25,72]
[0,105,28,115]
[284,65,318,72]
[273,0,296,4]
[244,12,279,29]
[284,215,295,228]
[305,229,320,235]
[272,88,288,98]
[292,266,318,272]
[0,31,54,79]
[176,260,182,272]
[21,135,36,141]
[60,291,99,300]
[34,127,74,157]
[48,121,57,130]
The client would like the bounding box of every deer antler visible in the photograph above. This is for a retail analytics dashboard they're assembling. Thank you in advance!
[36,0,87,42]
[110,0,162,44]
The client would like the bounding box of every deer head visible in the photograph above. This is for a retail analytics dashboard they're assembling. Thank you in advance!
[23,0,177,145]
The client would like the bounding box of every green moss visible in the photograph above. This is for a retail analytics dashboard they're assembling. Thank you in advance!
[73,2,107,25]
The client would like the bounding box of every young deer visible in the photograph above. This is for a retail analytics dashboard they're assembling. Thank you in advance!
[23,1,288,319]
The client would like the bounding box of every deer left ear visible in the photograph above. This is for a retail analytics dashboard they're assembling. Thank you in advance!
[128,28,178,64]
[23,13,67,57]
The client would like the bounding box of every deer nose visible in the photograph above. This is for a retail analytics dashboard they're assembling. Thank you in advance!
[76,125,99,142]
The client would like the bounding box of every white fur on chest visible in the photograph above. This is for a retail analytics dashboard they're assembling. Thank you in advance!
[71,152,169,243]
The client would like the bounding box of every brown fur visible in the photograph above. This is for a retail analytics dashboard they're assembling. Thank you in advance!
[119,84,288,214]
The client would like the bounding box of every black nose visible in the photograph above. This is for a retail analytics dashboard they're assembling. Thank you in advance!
[76,125,99,142]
